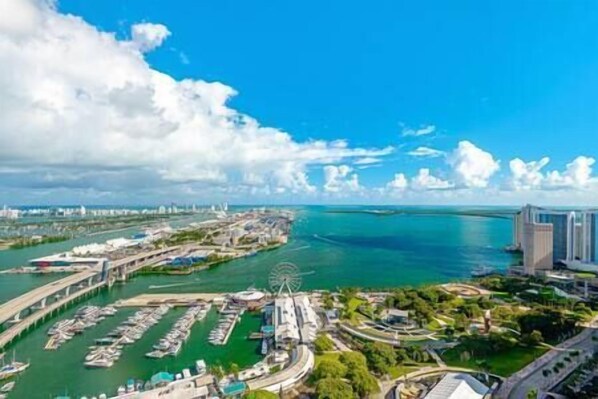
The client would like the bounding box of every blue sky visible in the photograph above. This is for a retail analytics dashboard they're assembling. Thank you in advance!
[0,0,597,205]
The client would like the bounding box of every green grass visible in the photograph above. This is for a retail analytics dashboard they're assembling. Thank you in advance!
[343,297,367,324]
[491,291,512,299]
[346,298,365,313]
[575,272,596,279]
[427,319,443,331]
[441,345,548,377]
[437,315,455,326]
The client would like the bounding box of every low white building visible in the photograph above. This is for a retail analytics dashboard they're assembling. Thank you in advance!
[293,295,318,344]
[274,296,300,348]
[425,373,490,399]
[274,295,319,348]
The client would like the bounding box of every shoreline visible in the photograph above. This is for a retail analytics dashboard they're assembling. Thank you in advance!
[325,208,514,219]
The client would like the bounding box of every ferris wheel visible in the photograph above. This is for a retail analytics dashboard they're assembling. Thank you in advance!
[269,262,303,296]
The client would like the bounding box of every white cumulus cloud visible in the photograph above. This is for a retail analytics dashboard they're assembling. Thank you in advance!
[508,157,550,190]
[0,0,391,200]
[447,141,500,188]
[323,165,361,193]
[544,156,596,189]
[386,173,408,190]
[411,169,453,190]
[507,156,596,191]
[130,22,171,52]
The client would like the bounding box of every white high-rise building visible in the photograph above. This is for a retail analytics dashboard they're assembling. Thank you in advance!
[513,211,524,249]
[581,211,598,263]
[575,223,583,260]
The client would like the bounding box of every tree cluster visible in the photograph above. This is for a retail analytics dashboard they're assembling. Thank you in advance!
[384,287,456,325]
[314,352,380,398]
[517,307,577,342]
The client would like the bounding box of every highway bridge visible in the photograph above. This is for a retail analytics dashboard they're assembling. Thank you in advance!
[0,246,181,349]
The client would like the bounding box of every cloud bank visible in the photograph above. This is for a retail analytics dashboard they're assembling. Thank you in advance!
[0,0,391,202]
[0,0,596,206]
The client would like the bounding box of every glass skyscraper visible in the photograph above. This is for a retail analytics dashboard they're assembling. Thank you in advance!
[582,211,598,263]
[537,211,576,264]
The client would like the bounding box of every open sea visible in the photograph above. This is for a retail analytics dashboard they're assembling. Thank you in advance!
[0,206,520,398]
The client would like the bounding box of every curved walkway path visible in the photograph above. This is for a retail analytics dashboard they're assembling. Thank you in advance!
[246,345,314,393]
[340,323,436,346]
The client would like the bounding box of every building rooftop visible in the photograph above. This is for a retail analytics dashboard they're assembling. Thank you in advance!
[425,373,489,399]
[233,290,266,302]
[383,309,410,318]
[274,296,300,343]
[221,381,247,396]
[150,371,175,387]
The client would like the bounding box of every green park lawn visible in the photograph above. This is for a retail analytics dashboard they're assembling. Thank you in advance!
[441,345,548,377]
[346,297,365,313]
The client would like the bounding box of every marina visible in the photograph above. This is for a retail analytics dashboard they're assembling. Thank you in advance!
[1,0,590,393]
[209,303,244,346]
[84,305,170,368]
[145,303,211,359]
[45,305,118,350]
[0,207,516,398]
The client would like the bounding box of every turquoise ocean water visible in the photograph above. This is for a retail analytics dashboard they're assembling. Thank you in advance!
[0,206,519,398]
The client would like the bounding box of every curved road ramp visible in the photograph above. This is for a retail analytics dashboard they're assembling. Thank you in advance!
[247,345,314,393]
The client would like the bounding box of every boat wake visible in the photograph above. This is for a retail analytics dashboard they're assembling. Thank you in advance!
[148,282,196,289]
[312,234,345,246]
[287,245,311,252]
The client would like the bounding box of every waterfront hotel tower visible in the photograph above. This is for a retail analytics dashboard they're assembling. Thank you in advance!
[516,205,598,275]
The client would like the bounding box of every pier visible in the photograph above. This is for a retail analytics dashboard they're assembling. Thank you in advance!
[0,246,181,349]
[115,293,224,307]
[85,305,171,368]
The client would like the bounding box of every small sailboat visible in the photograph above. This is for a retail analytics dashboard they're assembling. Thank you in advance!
[0,381,15,393]
[0,351,29,380]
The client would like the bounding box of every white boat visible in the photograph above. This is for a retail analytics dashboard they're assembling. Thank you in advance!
[0,382,15,393]
[0,352,29,380]
[145,351,166,359]
[167,341,182,357]
[84,359,114,368]
[48,319,75,335]
[195,360,207,376]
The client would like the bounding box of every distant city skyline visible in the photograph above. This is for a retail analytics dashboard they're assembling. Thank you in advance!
[1,0,597,205]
